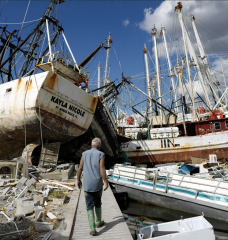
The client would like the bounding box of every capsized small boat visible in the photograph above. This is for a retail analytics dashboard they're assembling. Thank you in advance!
[137,216,215,240]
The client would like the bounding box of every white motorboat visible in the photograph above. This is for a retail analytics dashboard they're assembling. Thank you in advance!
[137,216,215,240]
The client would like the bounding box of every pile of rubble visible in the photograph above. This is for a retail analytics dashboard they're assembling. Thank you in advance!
[0,169,76,239]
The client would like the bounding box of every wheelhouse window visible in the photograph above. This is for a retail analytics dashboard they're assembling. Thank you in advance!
[214,122,221,130]
[226,121,228,128]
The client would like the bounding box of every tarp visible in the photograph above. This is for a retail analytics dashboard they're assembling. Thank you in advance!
[179,164,196,175]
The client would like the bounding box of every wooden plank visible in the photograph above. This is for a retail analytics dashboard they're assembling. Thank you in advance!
[39,142,60,167]
[71,186,132,240]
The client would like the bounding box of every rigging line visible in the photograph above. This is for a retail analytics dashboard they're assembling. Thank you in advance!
[0,0,3,20]
[196,21,228,49]
[20,20,37,31]
[11,0,31,77]
[112,45,123,74]
[147,50,156,69]
[23,69,34,148]
[196,14,228,42]
[199,28,228,65]
[33,67,44,150]
[0,18,42,25]
[91,67,98,86]
[18,0,31,37]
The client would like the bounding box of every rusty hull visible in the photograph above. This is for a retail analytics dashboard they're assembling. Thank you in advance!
[126,146,228,165]
[120,131,228,165]
[0,71,98,159]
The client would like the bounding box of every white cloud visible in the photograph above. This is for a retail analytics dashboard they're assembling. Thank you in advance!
[138,1,228,109]
[122,19,130,27]
[138,1,228,55]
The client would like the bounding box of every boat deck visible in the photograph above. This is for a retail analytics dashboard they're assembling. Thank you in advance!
[71,186,132,240]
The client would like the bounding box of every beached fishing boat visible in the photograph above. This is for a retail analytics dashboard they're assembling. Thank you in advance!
[0,0,119,161]
[108,164,228,222]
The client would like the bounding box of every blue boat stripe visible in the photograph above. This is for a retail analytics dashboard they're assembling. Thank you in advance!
[109,175,228,204]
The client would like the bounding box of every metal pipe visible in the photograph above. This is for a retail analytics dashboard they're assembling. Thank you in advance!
[98,62,101,96]
[104,32,111,86]
[46,19,52,62]
[213,87,228,110]
[61,31,79,70]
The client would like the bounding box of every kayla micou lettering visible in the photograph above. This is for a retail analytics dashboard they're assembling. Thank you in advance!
[51,96,85,117]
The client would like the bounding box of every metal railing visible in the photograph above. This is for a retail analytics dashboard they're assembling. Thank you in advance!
[36,51,90,79]
[113,166,150,184]
[113,167,228,199]
[164,173,228,197]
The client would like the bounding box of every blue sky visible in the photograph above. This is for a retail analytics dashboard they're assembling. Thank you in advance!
[1,1,228,116]
[0,0,160,79]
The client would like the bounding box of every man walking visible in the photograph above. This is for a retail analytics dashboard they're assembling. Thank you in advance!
[77,138,109,236]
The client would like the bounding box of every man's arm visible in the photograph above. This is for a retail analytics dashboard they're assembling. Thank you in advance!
[77,157,83,189]
[100,156,108,191]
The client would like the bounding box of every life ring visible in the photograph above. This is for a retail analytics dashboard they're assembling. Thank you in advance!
[76,78,88,89]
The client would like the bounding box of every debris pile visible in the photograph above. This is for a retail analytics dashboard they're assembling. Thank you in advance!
[0,161,76,240]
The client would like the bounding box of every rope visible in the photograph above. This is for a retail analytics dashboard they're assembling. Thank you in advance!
[113,46,123,74]
[33,68,44,150]
[0,18,42,25]
[18,0,31,37]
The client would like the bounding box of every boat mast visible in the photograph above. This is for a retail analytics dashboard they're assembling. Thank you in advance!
[151,26,163,122]
[175,2,211,112]
[20,0,62,77]
[175,2,196,121]
[98,62,101,96]
[116,97,119,124]
[46,19,53,68]
[143,45,153,123]
[178,63,187,136]
[190,14,219,106]
[161,26,178,113]
[104,32,112,87]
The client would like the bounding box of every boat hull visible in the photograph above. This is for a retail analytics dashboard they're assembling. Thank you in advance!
[0,71,98,159]
[120,131,228,164]
[109,179,228,222]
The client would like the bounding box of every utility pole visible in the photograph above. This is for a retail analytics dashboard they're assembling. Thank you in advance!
[143,45,153,123]
[104,32,112,86]
[161,26,178,113]
[98,62,101,96]
[151,26,163,123]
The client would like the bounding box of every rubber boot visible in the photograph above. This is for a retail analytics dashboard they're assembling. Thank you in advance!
[87,210,96,236]
[95,207,104,228]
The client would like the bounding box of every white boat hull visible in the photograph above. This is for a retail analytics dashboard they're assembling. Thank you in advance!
[120,131,228,164]
[0,71,98,159]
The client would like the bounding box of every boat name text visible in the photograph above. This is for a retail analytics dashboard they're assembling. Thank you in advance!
[51,96,85,118]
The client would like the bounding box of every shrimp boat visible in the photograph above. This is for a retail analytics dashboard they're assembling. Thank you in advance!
[115,2,228,165]
[0,0,119,161]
